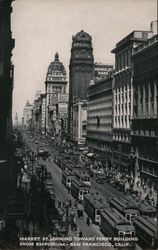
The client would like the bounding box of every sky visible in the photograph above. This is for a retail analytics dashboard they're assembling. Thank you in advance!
[11,0,157,122]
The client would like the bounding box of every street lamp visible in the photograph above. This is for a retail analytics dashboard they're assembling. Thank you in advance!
[129,150,136,182]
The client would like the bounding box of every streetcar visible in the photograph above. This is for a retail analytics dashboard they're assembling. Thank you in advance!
[71,179,90,201]
[124,196,157,218]
[109,197,139,223]
[84,192,108,224]
[133,216,157,249]
[61,169,75,189]
[100,208,135,248]
[73,168,91,186]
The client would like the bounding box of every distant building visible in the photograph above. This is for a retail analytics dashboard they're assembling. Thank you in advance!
[73,100,87,145]
[35,90,42,100]
[23,100,33,128]
[32,97,42,133]
[41,94,46,134]
[68,30,94,143]
[112,25,154,178]
[131,21,158,191]
[45,53,68,137]
[14,113,18,127]
[94,62,113,82]
[87,77,113,162]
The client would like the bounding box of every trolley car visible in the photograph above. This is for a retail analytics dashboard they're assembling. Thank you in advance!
[125,196,157,218]
[73,168,91,187]
[71,179,90,201]
[100,208,135,247]
[84,192,108,224]
[109,197,139,223]
[62,169,75,189]
[133,216,157,249]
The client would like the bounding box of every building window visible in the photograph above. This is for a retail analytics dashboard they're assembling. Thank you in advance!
[96,116,100,128]
[82,124,86,131]
[142,32,148,39]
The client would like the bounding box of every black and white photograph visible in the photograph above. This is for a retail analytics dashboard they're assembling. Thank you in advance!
[0,0,157,249]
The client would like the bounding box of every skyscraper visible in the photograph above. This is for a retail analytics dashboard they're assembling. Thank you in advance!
[68,30,94,141]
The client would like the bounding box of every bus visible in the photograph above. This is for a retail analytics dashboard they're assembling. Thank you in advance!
[109,197,139,223]
[133,216,157,249]
[84,192,108,224]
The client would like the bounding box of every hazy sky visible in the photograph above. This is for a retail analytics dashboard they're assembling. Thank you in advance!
[12,0,157,122]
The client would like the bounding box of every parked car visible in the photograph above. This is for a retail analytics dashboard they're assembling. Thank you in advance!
[96,176,104,184]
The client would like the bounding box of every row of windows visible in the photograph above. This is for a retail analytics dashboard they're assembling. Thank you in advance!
[114,91,131,104]
[115,49,132,71]
[114,103,131,116]
[114,115,130,128]
[113,132,130,141]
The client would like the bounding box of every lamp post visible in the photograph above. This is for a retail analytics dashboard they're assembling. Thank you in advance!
[129,150,136,183]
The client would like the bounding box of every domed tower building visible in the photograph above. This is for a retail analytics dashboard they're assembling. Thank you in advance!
[45,53,68,139]
[68,30,94,144]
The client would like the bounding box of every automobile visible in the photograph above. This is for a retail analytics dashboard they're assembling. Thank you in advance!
[38,150,50,158]
[96,177,104,184]
[35,140,38,144]
[46,171,52,180]
[38,147,44,153]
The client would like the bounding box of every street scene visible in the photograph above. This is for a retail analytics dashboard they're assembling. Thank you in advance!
[0,0,158,250]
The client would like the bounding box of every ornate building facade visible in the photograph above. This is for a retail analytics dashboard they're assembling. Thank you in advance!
[131,21,158,191]
[112,28,153,178]
[45,53,68,137]
[68,30,94,143]
[87,77,113,162]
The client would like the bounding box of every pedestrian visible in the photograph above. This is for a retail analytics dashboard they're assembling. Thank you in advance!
[80,209,83,218]
[74,223,77,231]
[79,230,83,238]
[71,223,74,231]
[86,217,90,226]
[69,199,72,207]
[77,209,80,218]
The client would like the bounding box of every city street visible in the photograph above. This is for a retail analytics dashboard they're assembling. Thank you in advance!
[22,133,144,250]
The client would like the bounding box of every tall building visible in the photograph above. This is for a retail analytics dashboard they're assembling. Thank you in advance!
[0,0,15,160]
[35,90,42,100]
[131,21,158,191]
[0,0,15,216]
[14,112,18,127]
[45,53,68,137]
[87,77,113,162]
[112,28,153,178]
[68,30,94,141]
[22,100,33,128]
[41,94,46,134]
